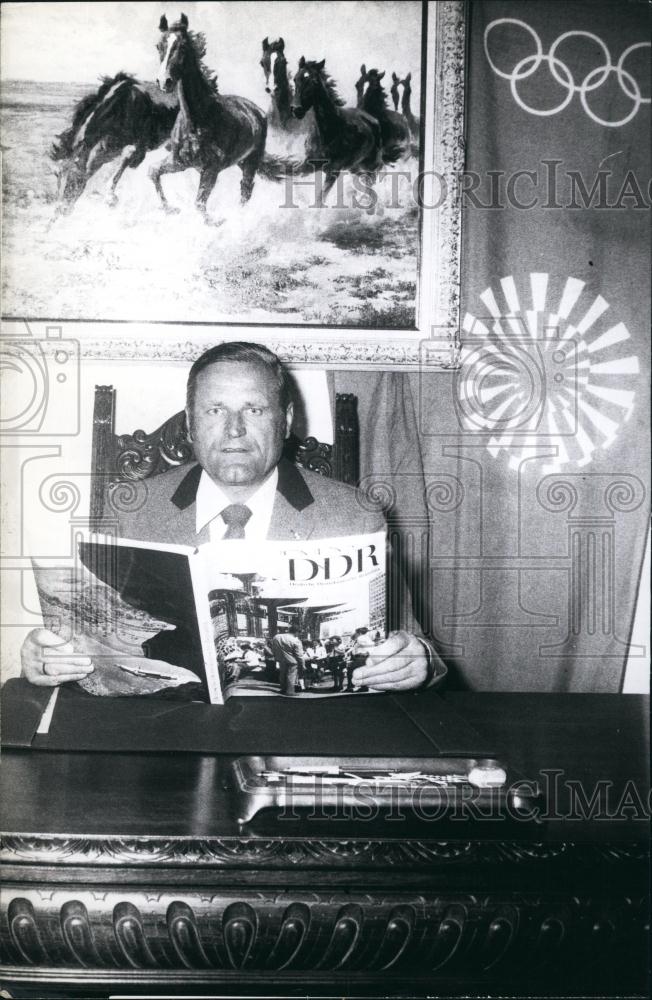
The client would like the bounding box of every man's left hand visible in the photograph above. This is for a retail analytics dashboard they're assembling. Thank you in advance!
[351,631,428,691]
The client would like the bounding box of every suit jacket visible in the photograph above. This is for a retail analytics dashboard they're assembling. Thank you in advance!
[112,459,446,686]
[115,459,384,545]
[270,633,304,667]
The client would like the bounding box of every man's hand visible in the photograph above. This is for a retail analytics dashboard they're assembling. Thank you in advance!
[21,628,94,687]
[351,630,429,691]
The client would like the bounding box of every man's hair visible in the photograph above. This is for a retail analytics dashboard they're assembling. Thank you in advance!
[186,341,293,418]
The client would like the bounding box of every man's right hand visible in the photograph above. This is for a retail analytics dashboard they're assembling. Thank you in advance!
[21,628,94,687]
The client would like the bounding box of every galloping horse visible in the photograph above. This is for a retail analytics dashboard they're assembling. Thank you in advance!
[150,14,270,215]
[354,65,367,108]
[260,36,281,91]
[51,73,176,211]
[291,57,383,195]
[360,68,411,163]
[268,42,296,128]
[399,72,420,142]
[390,72,401,111]
[260,37,315,144]
[260,35,289,108]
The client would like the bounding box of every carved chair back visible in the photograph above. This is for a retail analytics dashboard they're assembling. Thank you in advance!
[90,387,359,528]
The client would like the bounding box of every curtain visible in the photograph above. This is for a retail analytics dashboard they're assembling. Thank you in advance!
[333,370,430,635]
[339,0,650,691]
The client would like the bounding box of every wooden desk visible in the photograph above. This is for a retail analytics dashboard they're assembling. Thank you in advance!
[1,693,649,998]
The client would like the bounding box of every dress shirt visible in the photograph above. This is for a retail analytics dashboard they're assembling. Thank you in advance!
[195,468,279,541]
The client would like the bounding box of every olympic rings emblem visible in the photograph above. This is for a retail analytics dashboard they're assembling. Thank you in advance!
[484,19,650,127]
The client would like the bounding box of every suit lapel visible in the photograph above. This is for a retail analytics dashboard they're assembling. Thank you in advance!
[167,464,208,546]
[168,460,316,543]
[269,460,317,540]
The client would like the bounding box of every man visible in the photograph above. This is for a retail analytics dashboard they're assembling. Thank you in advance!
[262,639,277,683]
[270,628,305,696]
[347,626,375,691]
[241,644,262,676]
[325,636,345,692]
[312,639,327,685]
[301,641,316,689]
[22,342,444,691]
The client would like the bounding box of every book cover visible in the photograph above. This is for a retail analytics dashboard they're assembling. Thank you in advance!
[32,529,386,704]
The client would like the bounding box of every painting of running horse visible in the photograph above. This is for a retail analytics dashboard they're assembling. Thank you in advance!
[398,71,420,141]
[359,67,412,162]
[261,37,295,129]
[290,57,384,195]
[151,13,274,215]
[1,1,425,329]
[51,72,177,212]
[260,36,315,155]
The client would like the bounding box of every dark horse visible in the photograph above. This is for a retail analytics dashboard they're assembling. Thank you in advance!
[51,73,177,211]
[361,67,411,163]
[399,71,420,141]
[290,57,383,194]
[354,65,366,108]
[151,14,270,216]
[390,72,401,111]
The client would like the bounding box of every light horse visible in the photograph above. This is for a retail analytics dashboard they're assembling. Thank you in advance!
[360,67,411,163]
[150,14,270,216]
[290,57,383,195]
[260,37,315,149]
[260,36,281,91]
[51,73,176,212]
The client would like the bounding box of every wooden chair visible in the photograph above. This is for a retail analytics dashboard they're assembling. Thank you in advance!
[90,386,359,529]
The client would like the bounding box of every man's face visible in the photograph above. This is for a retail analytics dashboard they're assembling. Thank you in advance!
[188,361,293,494]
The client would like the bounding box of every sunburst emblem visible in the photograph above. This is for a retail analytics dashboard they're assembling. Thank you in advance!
[457,273,639,472]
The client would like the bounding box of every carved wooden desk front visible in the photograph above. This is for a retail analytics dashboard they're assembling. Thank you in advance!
[1,693,649,998]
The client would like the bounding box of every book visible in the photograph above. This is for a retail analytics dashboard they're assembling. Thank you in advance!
[32,530,387,704]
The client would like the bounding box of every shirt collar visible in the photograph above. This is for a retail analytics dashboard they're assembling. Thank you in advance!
[195,466,279,537]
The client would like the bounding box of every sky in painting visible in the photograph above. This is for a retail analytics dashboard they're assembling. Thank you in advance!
[1,1,422,105]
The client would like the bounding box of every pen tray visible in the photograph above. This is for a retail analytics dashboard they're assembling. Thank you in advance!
[229,754,540,825]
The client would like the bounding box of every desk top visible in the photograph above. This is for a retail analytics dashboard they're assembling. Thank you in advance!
[2,693,648,852]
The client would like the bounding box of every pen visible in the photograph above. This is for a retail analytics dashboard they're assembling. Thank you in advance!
[115,662,173,681]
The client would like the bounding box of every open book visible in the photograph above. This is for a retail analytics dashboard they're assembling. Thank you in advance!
[32,530,386,703]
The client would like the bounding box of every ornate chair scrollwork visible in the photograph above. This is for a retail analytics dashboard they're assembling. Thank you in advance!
[90,386,360,529]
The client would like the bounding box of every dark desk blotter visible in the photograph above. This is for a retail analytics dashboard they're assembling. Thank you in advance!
[1,680,53,747]
[2,678,496,756]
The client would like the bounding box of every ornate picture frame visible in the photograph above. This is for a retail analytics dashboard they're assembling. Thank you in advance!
[1,1,466,369]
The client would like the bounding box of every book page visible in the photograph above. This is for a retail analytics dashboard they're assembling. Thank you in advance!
[199,530,386,699]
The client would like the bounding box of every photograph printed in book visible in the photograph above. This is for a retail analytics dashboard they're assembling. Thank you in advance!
[2,1,428,330]
[32,530,387,703]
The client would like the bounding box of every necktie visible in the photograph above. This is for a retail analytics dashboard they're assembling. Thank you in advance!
[221,504,252,539]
